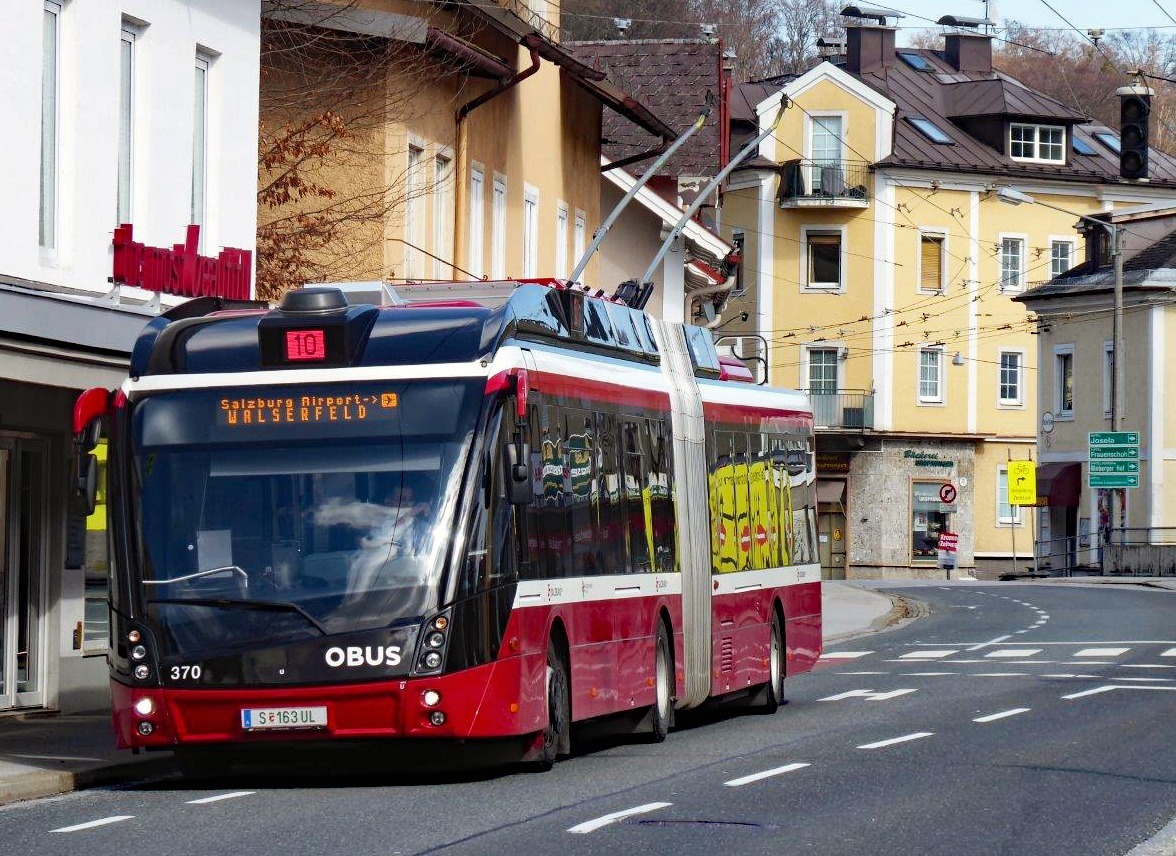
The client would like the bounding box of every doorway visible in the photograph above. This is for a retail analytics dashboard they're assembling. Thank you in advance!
[816,479,847,579]
[0,437,49,710]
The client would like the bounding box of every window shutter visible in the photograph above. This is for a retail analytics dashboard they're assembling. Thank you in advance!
[920,236,943,290]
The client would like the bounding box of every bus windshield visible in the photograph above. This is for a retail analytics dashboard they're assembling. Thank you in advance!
[130,379,483,656]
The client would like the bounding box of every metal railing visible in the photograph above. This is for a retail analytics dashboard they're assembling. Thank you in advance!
[1101,527,1176,576]
[779,160,871,205]
[809,390,874,430]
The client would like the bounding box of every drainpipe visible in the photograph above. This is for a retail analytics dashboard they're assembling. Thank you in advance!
[452,46,541,280]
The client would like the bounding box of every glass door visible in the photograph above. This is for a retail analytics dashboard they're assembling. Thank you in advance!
[0,437,48,710]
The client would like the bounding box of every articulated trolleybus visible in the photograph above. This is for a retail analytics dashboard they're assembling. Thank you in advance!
[74,278,820,771]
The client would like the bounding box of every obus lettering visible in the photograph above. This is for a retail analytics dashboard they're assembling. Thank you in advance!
[324,645,402,668]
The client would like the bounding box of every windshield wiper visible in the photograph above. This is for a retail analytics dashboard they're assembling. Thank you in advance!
[148,597,327,636]
[143,566,249,587]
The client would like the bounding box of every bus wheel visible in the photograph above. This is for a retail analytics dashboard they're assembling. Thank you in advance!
[762,614,786,713]
[647,622,674,742]
[534,640,570,770]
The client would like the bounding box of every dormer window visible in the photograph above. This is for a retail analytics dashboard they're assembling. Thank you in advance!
[1010,123,1065,163]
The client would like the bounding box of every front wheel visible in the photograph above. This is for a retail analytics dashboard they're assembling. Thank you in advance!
[762,614,786,713]
[532,640,570,771]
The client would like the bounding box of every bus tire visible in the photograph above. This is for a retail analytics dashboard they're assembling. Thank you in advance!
[646,621,674,743]
[762,613,786,713]
[533,640,570,771]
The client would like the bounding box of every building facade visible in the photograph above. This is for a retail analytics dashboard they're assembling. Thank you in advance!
[0,0,260,713]
[722,13,1176,579]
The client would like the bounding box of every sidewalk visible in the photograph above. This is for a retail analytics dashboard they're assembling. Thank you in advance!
[0,582,907,806]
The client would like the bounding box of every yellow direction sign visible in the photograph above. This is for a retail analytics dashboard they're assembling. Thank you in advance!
[1007,460,1037,506]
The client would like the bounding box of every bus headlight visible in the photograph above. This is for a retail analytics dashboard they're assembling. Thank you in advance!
[429,711,446,726]
[130,645,148,661]
[137,721,155,736]
[133,664,151,681]
[422,651,442,670]
[422,690,441,707]
[134,697,155,716]
[425,631,445,649]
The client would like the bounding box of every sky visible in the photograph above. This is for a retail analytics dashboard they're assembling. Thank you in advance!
[883,1,1176,46]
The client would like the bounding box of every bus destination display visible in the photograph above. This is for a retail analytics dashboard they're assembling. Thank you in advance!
[285,329,327,362]
[218,391,399,427]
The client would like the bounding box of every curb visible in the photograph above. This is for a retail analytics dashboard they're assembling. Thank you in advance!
[825,592,929,645]
[0,757,174,807]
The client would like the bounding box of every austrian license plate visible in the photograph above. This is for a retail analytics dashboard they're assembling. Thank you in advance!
[240,706,328,731]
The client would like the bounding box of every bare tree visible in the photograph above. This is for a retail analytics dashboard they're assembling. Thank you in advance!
[771,0,843,76]
[257,1,477,300]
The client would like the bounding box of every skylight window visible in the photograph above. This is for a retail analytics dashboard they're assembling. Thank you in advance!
[1094,131,1121,154]
[907,116,954,145]
[898,52,933,71]
[1071,136,1097,156]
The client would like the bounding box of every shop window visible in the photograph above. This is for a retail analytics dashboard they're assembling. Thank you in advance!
[911,480,952,562]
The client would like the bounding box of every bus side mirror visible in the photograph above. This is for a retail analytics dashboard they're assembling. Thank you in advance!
[504,440,534,505]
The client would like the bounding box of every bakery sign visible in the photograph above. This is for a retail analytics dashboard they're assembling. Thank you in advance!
[904,450,954,469]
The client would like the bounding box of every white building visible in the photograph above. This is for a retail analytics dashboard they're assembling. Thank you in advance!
[0,0,260,713]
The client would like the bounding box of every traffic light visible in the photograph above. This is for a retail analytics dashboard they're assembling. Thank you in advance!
[1118,88,1151,180]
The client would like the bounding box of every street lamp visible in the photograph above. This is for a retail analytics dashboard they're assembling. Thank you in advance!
[995,187,1124,433]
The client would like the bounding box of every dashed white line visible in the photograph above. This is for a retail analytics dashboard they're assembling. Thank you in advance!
[724,762,811,787]
[568,802,672,834]
[186,791,256,805]
[1121,664,1176,669]
[973,707,1031,723]
[52,816,135,833]
[1074,647,1130,658]
[904,671,957,677]
[1163,648,1176,657]
[1063,686,1118,700]
[1118,677,1174,683]
[857,732,934,750]
[985,649,1043,658]
[974,672,1027,678]
[834,670,890,676]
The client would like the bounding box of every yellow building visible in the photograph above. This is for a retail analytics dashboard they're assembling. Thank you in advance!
[722,11,1176,578]
[257,1,671,298]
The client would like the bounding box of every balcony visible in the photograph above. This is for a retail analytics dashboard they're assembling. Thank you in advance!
[810,390,875,430]
[778,159,871,208]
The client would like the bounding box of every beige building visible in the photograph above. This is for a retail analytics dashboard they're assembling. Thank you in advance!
[1017,203,1176,574]
[258,1,671,297]
[722,11,1176,578]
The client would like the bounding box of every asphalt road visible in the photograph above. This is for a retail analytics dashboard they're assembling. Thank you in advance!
[4,582,1176,856]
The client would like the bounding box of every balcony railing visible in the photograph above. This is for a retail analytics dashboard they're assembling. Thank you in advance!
[809,390,874,429]
[779,159,871,207]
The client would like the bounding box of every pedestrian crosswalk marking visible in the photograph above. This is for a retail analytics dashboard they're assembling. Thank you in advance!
[985,649,1042,658]
[1074,647,1130,658]
[820,651,872,660]
[899,650,957,660]
[1162,648,1176,657]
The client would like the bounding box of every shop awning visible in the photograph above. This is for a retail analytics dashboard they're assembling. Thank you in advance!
[816,480,846,505]
[1036,462,1081,507]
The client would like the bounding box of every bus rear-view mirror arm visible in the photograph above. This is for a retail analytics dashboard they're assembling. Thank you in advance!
[504,437,534,505]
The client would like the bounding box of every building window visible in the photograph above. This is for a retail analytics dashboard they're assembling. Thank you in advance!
[1000,236,1025,291]
[117,23,137,225]
[805,229,842,289]
[912,481,952,562]
[404,143,425,279]
[997,468,1022,525]
[998,350,1023,406]
[491,175,506,279]
[468,166,484,279]
[1051,239,1074,278]
[522,185,539,278]
[810,115,842,165]
[918,348,943,403]
[919,233,945,292]
[40,1,61,250]
[1055,346,1074,416]
[573,210,586,277]
[555,203,569,279]
[191,54,210,237]
[730,231,746,296]
[433,151,454,279]
[1103,341,1114,418]
[1010,123,1065,163]
[807,347,839,394]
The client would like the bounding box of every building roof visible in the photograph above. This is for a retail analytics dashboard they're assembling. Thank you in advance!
[1016,225,1176,303]
[567,39,724,177]
[840,47,1176,186]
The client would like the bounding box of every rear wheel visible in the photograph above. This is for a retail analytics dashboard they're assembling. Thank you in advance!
[762,614,786,713]
[533,640,570,771]
[647,622,674,742]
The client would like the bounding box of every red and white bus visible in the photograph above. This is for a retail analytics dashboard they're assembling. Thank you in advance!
[73,279,820,773]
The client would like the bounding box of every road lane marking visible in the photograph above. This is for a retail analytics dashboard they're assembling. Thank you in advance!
[900,650,957,659]
[186,791,256,805]
[1163,648,1176,657]
[974,672,1027,677]
[1042,674,1101,679]
[568,802,672,834]
[820,651,873,660]
[8,753,103,762]
[724,762,811,787]
[1121,664,1176,669]
[904,672,957,676]
[857,732,934,750]
[1063,686,1117,699]
[834,670,890,675]
[818,686,917,700]
[1074,647,1129,658]
[985,649,1043,658]
[969,630,1016,653]
[52,816,134,833]
[973,708,1031,723]
[1118,677,1174,683]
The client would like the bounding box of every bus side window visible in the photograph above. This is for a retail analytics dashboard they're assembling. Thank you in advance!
[622,418,650,573]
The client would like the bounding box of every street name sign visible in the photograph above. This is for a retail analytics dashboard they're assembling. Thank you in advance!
[1088,431,1140,489]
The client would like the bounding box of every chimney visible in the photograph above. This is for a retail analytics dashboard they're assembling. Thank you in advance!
[840,6,900,74]
[937,16,994,74]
